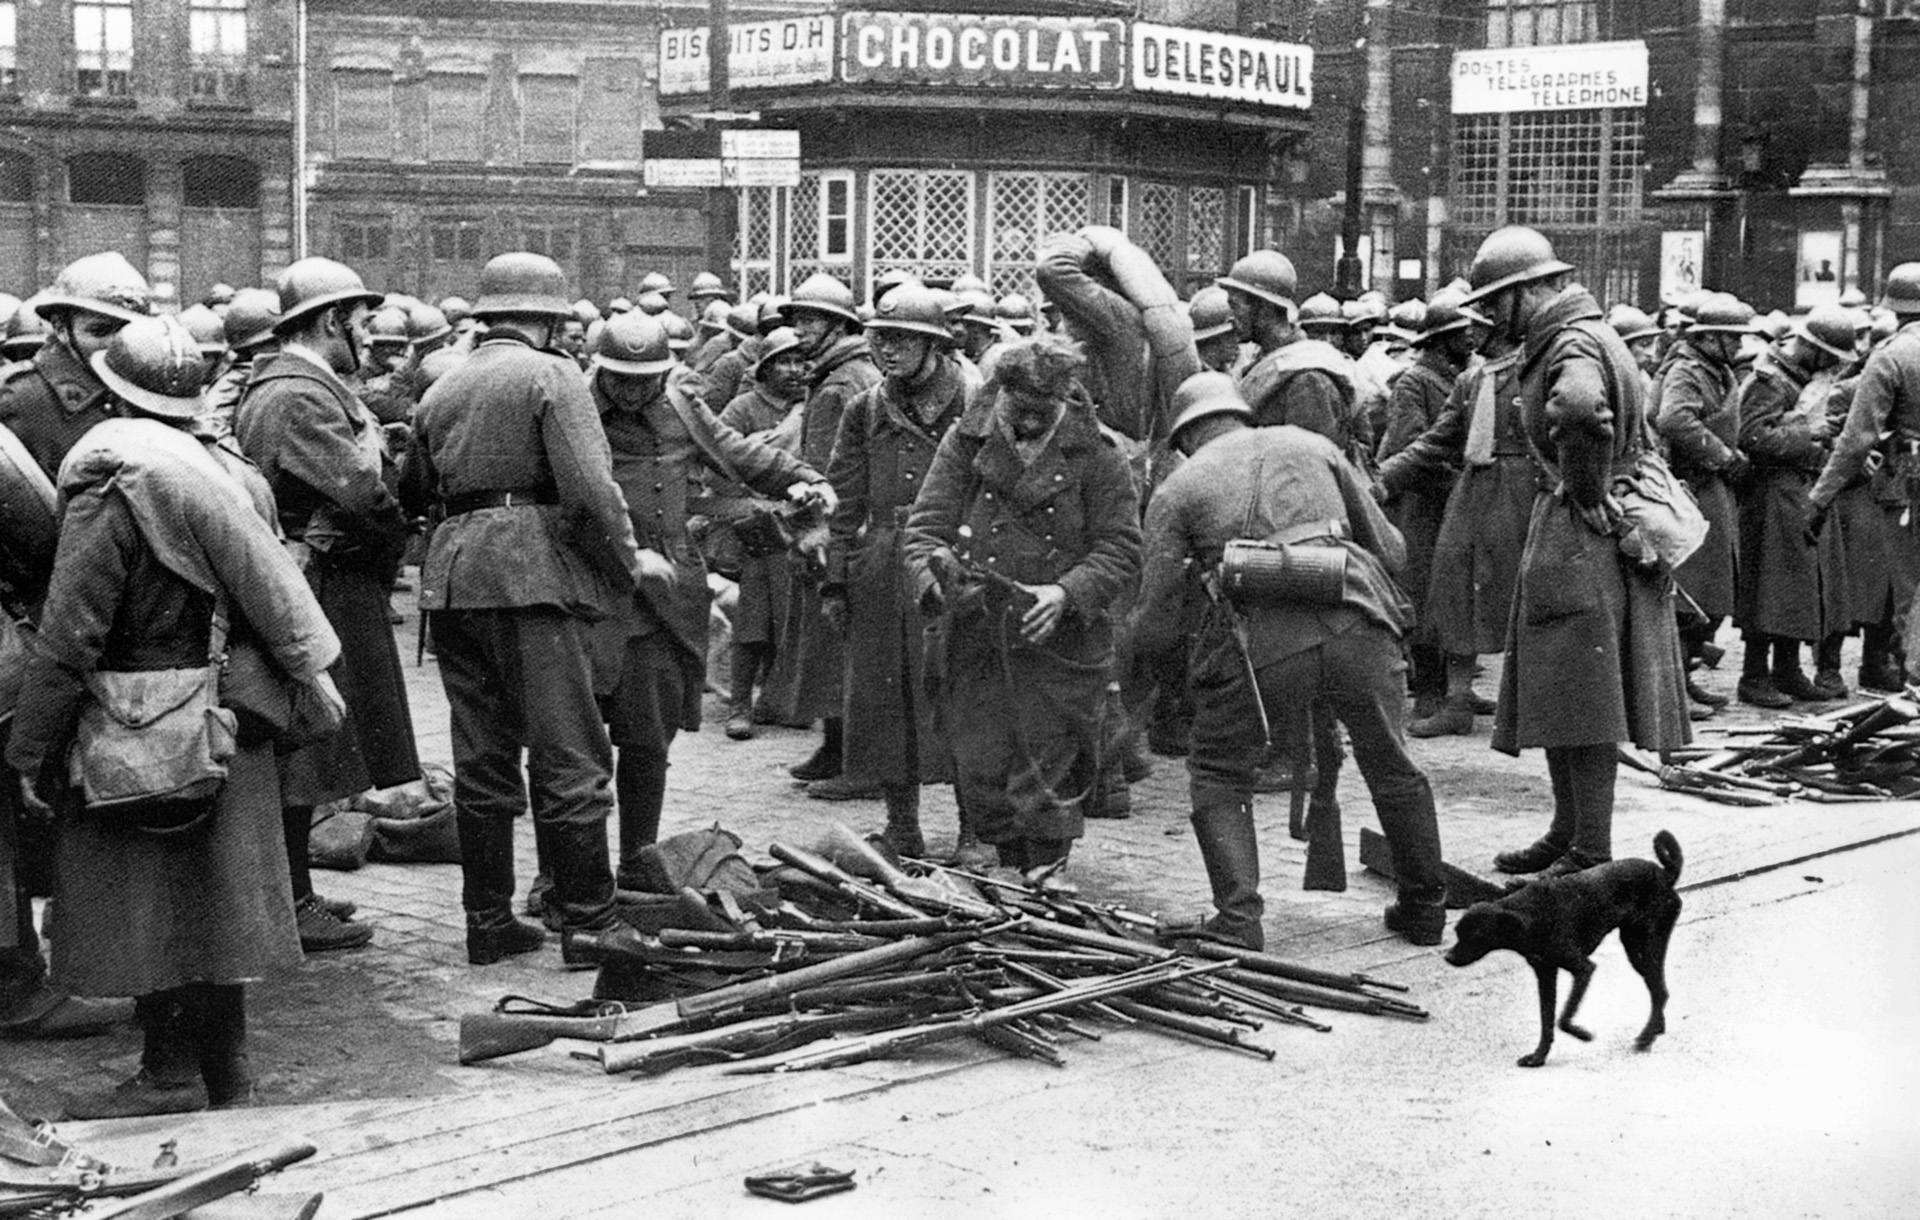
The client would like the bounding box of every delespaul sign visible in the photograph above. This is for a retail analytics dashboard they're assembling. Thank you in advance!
[1451,40,1648,114]
[661,12,1312,107]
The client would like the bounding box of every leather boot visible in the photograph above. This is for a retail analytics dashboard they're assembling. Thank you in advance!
[1302,792,1346,892]
[950,795,998,871]
[1859,626,1905,693]
[1813,634,1850,701]
[789,721,843,782]
[877,786,925,860]
[467,911,548,966]
[457,808,518,929]
[1738,634,1792,708]
[1408,697,1475,738]
[295,893,373,953]
[726,645,757,739]
[1685,675,1729,709]
[1773,638,1824,701]
[1188,786,1264,951]
[66,992,206,1119]
[546,819,618,935]
[1383,891,1447,946]
[192,984,252,1110]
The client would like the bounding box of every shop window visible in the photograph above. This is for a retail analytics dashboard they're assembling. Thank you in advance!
[520,75,576,166]
[869,169,974,290]
[1451,108,1642,228]
[1236,185,1259,257]
[733,186,778,300]
[1187,186,1227,283]
[339,217,391,264]
[68,153,143,205]
[1484,0,1601,48]
[334,70,392,160]
[788,172,854,292]
[428,73,486,164]
[1107,177,1128,233]
[189,0,247,102]
[987,171,1092,299]
[1136,181,1180,275]
[73,0,133,99]
[183,155,259,209]
[821,173,853,261]
[0,3,19,93]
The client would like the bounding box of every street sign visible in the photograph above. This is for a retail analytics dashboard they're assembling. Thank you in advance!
[720,129,801,160]
[643,159,725,188]
[722,159,802,187]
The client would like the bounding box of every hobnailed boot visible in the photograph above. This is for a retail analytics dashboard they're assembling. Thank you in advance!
[877,786,925,860]
[65,993,206,1119]
[1187,786,1264,951]
[1302,793,1347,892]
[1408,697,1475,738]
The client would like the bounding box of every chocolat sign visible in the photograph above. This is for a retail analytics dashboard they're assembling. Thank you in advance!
[840,11,1124,90]
[1131,22,1311,109]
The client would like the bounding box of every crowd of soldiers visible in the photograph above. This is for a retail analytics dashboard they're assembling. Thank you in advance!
[2,221,1919,1120]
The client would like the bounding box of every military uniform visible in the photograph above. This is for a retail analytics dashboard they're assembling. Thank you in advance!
[1237,335,1367,461]
[715,381,804,661]
[904,390,1142,859]
[1735,345,1829,644]
[0,340,115,479]
[1376,347,1462,703]
[404,332,642,931]
[1034,238,1152,440]
[1653,339,1743,624]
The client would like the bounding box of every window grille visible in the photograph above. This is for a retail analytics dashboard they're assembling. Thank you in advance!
[0,4,19,92]
[1450,109,1643,229]
[987,171,1091,299]
[334,71,392,160]
[520,76,576,165]
[733,186,777,299]
[73,0,132,98]
[1186,186,1226,282]
[869,169,975,290]
[1484,0,1600,48]
[428,74,486,164]
[1136,181,1179,275]
[788,171,854,291]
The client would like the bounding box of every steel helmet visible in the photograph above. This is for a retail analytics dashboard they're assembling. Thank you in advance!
[570,298,601,327]
[202,283,236,309]
[752,327,808,380]
[1758,310,1792,343]
[584,318,604,355]
[1187,286,1235,342]
[177,303,229,356]
[1296,292,1347,332]
[1379,298,1426,343]
[865,283,952,342]
[89,315,208,420]
[1218,251,1299,314]
[723,301,758,341]
[1838,287,1868,309]
[0,293,19,335]
[787,273,862,327]
[697,299,732,333]
[1461,226,1574,305]
[608,297,634,315]
[1605,304,1662,344]
[1880,263,1920,314]
[36,251,153,326]
[592,311,674,376]
[2,294,50,359]
[934,288,967,319]
[957,288,998,329]
[222,288,281,352]
[273,257,381,333]
[408,302,453,345]
[1797,305,1862,362]
[382,292,422,313]
[661,311,696,353]
[1416,288,1492,345]
[639,271,674,297]
[636,291,671,316]
[365,305,412,346]
[688,271,730,302]
[471,252,572,319]
[872,268,921,306]
[1343,296,1388,328]
[1688,293,1759,336]
[995,293,1036,334]
[438,296,472,325]
[1167,371,1253,449]
[950,272,990,296]
[755,297,789,334]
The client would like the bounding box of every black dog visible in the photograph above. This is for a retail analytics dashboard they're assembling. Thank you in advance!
[1445,831,1682,1067]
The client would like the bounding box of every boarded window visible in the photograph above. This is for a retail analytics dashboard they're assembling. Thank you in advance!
[68,153,144,206]
[428,74,486,164]
[334,70,392,160]
[520,75,576,165]
[66,154,146,271]
[577,58,642,165]
[183,155,258,209]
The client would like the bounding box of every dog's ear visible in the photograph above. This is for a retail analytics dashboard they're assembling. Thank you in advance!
[1487,908,1530,944]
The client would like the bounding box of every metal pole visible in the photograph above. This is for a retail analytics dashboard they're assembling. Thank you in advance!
[293,0,308,261]
[1335,9,1367,298]
[707,0,737,288]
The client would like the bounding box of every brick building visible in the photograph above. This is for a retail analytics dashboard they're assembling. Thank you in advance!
[1291,0,1920,310]
[302,0,735,306]
[0,0,296,305]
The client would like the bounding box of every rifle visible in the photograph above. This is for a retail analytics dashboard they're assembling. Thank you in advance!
[595,1006,942,1075]
[656,927,890,955]
[73,1141,317,1220]
[767,842,929,920]
[457,922,1014,1064]
[820,824,1001,920]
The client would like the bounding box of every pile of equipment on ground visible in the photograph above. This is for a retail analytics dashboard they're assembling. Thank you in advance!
[460,824,1426,1077]
[1623,691,1920,806]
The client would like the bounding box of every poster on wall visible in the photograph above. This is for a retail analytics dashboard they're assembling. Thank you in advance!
[1659,231,1704,304]
[1796,231,1844,309]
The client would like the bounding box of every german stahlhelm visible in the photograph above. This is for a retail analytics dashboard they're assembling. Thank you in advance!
[470,252,573,319]
[1167,371,1252,449]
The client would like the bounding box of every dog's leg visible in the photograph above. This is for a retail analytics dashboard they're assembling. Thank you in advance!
[1520,961,1559,1067]
[1626,896,1680,1050]
[1557,957,1596,1043]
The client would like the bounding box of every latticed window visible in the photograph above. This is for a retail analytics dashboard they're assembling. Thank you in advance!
[788,172,854,292]
[190,0,248,102]
[987,172,1092,299]
[520,76,576,165]
[869,169,975,290]
[74,0,132,98]
[1485,0,1600,48]
[733,186,778,299]
[1186,186,1226,282]
[1136,181,1180,275]
[1450,109,1643,228]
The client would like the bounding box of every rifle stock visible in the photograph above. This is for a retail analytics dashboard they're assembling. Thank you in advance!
[458,1008,679,1065]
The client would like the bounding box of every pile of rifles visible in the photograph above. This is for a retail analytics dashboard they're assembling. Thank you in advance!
[459,825,1427,1077]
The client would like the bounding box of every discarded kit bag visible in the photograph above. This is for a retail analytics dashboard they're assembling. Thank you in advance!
[614,825,773,933]
[363,765,461,865]
[309,800,375,871]
[1611,448,1709,571]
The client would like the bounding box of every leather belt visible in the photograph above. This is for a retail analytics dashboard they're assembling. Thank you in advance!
[443,489,558,516]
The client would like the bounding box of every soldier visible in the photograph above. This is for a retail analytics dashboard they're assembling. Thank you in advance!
[1188,286,1243,375]
[817,285,974,856]
[1809,266,1920,685]
[201,288,280,437]
[1035,232,1153,441]
[357,306,417,425]
[1461,226,1689,879]
[1610,304,1665,390]
[403,253,648,968]
[0,252,152,478]
[177,303,230,387]
[688,298,733,369]
[952,288,1003,371]
[0,295,50,364]
[1653,293,1759,714]
[687,270,732,311]
[1222,256,1366,460]
[779,274,877,790]
[995,293,1037,339]
[1136,373,1445,949]
[905,336,1142,874]
[1376,288,1488,731]
[588,313,832,884]
[235,257,420,953]
[704,299,781,415]
[713,327,813,740]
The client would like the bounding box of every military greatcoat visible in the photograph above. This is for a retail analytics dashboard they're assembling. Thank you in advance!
[0,339,115,478]
[1734,345,1830,642]
[1376,348,1461,642]
[1653,339,1742,619]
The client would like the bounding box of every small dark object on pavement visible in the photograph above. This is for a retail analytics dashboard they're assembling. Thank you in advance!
[744,1163,855,1203]
[1444,830,1683,1068]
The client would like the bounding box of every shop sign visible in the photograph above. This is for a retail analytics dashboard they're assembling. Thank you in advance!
[840,11,1125,90]
[659,16,835,96]
[1130,23,1311,109]
[1450,40,1648,114]
[644,159,725,188]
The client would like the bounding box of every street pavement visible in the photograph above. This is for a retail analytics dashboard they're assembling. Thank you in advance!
[5,607,1918,1217]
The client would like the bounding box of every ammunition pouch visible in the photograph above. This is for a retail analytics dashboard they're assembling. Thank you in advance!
[1216,520,1350,608]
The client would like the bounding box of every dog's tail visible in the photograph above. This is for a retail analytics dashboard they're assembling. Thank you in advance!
[1653,830,1682,886]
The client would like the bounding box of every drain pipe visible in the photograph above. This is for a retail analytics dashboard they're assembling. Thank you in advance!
[293,0,309,260]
